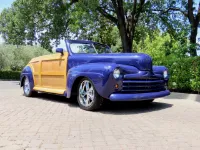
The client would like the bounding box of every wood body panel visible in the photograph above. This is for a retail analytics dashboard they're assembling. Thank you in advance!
[28,52,68,94]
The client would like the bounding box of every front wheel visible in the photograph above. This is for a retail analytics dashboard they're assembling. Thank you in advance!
[77,78,104,111]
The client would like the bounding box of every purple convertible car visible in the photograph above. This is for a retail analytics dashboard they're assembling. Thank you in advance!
[20,40,170,111]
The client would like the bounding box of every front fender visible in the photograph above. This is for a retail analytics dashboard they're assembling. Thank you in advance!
[153,66,169,79]
[20,66,34,90]
[67,63,121,99]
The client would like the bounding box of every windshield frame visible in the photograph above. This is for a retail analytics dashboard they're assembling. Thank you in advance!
[93,42,112,54]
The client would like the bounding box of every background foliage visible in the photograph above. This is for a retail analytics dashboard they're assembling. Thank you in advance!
[0,71,21,80]
[158,56,200,93]
[0,45,50,71]
[0,0,200,92]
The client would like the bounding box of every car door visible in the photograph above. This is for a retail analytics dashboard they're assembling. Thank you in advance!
[41,52,68,88]
[32,51,68,94]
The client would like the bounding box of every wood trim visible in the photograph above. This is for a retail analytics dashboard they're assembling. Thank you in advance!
[33,87,65,95]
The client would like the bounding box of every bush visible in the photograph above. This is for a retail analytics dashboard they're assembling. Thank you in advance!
[0,44,50,71]
[135,31,199,93]
[155,56,200,93]
[136,32,189,61]
[0,71,21,80]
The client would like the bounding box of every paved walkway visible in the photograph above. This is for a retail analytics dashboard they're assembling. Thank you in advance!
[0,81,200,150]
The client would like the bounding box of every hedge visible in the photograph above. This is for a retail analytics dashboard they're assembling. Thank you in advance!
[155,56,200,93]
[0,71,21,80]
[0,44,50,71]
[1,56,200,93]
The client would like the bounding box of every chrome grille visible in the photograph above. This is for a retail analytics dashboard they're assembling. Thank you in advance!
[121,78,166,93]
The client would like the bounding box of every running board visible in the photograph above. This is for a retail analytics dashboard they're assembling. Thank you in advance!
[33,87,65,95]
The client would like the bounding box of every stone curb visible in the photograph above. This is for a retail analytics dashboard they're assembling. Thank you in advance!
[165,92,200,102]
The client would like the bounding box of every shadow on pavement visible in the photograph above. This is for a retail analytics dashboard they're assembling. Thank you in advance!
[33,93,173,114]
[99,101,173,115]
[34,93,78,108]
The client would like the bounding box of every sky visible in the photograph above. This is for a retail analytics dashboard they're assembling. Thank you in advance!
[0,0,15,13]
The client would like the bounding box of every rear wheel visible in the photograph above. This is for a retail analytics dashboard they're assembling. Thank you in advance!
[77,78,103,111]
[23,77,37,97]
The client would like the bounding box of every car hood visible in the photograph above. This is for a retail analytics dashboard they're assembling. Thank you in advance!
[68,53,152,71]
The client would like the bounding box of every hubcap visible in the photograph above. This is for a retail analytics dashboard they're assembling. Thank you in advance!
[24,78,30,95]
[79,80,95,107]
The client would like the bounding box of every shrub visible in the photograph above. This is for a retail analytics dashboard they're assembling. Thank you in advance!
[135,31,199,93]
[0,71,21,80]
[190,57,200,93]
[155,56,200,93]
[0,44,50,71]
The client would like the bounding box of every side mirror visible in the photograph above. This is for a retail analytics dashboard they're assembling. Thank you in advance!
[56,48,64,55]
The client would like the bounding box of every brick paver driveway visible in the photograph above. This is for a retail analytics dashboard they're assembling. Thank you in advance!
[1,81,200,150]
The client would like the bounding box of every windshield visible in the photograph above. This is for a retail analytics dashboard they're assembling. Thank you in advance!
[70,43,112,54]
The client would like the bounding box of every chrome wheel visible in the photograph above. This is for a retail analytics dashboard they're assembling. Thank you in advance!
[77,78,104,111]
[24,77,30,95]
[79,80,95,107]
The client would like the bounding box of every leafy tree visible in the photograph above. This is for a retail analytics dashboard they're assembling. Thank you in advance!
[152,0,200,56]
[0,0,196,56]
[67,2,117,46]
[0,0,119,51]
[69,0,151,52]
[136,30,190,61]
[0,8,26,45]
[0,0,70,51]
[184,0,200,56]
[69,0,192,54]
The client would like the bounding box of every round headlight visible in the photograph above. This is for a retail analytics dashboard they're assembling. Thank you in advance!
[163,70,168,78]
[113,68,121,79]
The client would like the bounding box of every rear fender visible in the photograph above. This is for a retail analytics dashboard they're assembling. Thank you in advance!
[20,66,34,90]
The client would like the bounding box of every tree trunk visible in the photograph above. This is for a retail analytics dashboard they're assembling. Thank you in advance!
[114,0,133,53]
[118,25,133,53]
[190,25,198,56]
[187,0,198,56]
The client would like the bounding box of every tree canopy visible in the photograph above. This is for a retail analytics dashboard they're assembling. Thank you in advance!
[0,0,200,56]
